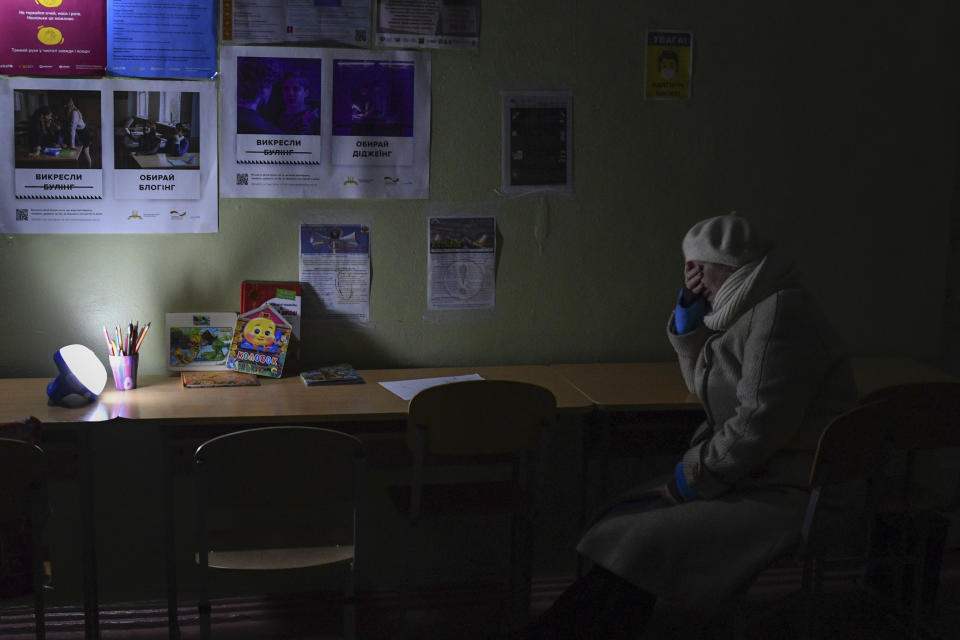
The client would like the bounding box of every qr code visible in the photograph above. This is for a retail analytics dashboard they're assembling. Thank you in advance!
[236,173,249,186]
[15,209,28,221]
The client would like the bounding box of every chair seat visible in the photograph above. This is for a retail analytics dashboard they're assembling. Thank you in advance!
[197,545,355,571]
[388,480,521,518]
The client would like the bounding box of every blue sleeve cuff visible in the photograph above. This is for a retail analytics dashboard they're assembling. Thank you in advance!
[674,461,697,501]
[674,290,708,334]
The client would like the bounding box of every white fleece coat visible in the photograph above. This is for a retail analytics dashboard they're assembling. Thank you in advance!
[577,250,858,609]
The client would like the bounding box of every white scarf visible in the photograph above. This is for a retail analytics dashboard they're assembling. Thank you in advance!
[703,259,763,331]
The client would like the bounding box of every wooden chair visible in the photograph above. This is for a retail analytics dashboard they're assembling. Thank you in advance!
[735,400,894,639]
[0,438,48,640]
[389,380,557,635]
[193,426,364,640]
[859,381,960,636]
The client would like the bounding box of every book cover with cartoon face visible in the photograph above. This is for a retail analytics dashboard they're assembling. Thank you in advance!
[226,302,291,378]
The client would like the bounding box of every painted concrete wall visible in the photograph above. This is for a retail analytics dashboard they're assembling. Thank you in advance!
[1,1,957,378]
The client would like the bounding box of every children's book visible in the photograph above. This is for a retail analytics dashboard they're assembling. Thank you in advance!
[300,363,364,386]
[226,303,292,378]
[240,281,302,341]
[181,370,260,388]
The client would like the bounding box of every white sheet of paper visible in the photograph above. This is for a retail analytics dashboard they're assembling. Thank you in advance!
[379,373,483,400]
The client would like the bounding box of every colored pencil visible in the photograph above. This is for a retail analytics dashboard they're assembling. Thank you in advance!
[105,320,151,357]
[103,326,115,355]
[133,321,151,354]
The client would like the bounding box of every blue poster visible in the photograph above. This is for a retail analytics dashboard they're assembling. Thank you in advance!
[106,0,217,79]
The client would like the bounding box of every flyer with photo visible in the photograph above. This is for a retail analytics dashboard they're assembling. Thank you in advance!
[427,216,496,310]
[1,76,218,233]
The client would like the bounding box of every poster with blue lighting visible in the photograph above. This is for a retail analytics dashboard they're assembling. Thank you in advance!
[220,45,431,199]
[106,0,217,78]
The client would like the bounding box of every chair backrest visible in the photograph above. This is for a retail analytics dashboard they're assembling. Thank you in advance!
[860,381,960,450]
[809,400,893,488]
[406,380,557,456]
[194,426,364,551]
[0,438,45,516]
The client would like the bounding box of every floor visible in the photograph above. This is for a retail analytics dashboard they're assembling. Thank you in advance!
[2,551,959,639]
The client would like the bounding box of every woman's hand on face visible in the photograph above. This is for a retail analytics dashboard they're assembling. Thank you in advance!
[684,261,706,298]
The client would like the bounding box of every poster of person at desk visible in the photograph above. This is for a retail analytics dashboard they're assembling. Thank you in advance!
[112,88,201,199]
[1,76,218,233]
[12,88,103,198]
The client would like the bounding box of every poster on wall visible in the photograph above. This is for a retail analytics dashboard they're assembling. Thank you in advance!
[501,91,572,194]
[107,0,218,78]
[427,216,495,311]
[0,76,218,233]
[299,223,371,323]
[0,0,107,76]
[221,0,371,47]
[375,0,480,51]
[220,45,430,199]
[644,30,693,100]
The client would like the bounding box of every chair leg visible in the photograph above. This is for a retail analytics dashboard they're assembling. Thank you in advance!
[198,599,211,640]
[731,597,747,640]
[343,596,356,640]
[907,515,928,639]
[506,512,532,633]
[31,511,46,640]
[799,554,818,640]
[344,559,357,640]
[33,590,45,640]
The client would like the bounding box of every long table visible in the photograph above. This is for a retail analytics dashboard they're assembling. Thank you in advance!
[551,357,958,411]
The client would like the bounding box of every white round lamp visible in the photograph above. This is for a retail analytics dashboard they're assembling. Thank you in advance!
[46,344,108,405]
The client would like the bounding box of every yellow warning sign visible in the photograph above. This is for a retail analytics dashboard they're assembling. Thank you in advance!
[645,30,693,100]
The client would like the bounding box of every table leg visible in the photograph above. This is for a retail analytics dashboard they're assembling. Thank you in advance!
[163,430,180,639]
[79,428,99,640]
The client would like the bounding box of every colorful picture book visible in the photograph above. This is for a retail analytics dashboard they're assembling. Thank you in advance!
[226,303,291,378]
[165,312,237,371]
[181,371,261,388]
[240,281,302,341]
[300,363,364,386]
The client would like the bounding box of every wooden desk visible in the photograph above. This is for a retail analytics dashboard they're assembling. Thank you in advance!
[551,357,958,411]
[551,362,699,411]
[130,152,199,170]
[14,147,80,169]
[0,366,591,426]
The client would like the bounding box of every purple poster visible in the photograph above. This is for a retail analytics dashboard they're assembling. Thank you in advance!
[332,59,415,137]
[0,0,106,76]
[236,56,322,136]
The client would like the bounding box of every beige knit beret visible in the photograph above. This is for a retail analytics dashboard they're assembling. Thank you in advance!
[681,214,770,267]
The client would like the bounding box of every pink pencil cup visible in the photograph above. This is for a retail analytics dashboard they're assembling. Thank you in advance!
[109,354,139,391]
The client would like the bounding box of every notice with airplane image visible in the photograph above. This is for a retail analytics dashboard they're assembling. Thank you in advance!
[299,222,371,323]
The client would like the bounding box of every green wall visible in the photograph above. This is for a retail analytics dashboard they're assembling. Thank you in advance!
[2,1,957,378]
